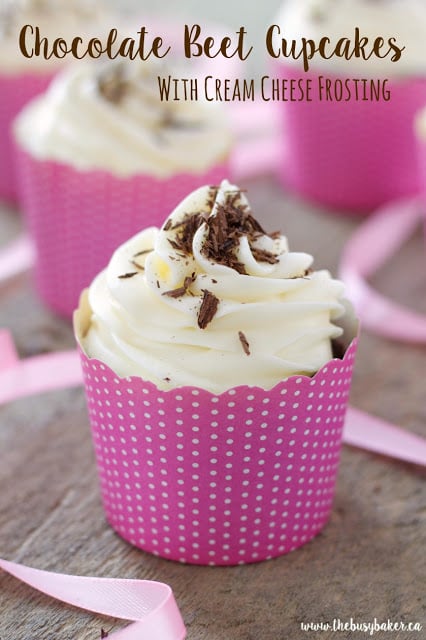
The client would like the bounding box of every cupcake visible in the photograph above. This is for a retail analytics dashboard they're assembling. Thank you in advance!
[0,0,108,203]
[74,179,358,565]
[14,60,231,318]
[273,0,426,213]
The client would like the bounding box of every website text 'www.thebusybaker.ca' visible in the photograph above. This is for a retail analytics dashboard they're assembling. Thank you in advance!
[300,618,423,636]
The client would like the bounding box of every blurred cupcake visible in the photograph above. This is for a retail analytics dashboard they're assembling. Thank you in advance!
[415,106,426,214]
[74,179,358,565]
[0,0,108,202]
[274,0,426,213]
[14,60,232,318]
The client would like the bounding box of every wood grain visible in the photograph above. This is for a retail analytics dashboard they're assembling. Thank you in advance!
[0,176,425,639]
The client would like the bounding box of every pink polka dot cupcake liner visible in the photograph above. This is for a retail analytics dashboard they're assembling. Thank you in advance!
[14,145,229,319]
[0,72,53,203]
[276,64,426,213]
[75,299,358,566]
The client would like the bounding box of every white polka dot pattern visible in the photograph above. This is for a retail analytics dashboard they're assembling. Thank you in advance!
[16,147,228,318]
[79,338,358,566]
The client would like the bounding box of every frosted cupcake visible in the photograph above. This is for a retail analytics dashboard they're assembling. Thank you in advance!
[14,60,231,318]
[74,179,358,565]
[274,0,426,212]
[0,0,108,202]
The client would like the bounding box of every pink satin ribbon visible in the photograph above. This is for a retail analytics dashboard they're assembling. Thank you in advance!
[0,329,82,404]
[0,558,186,639]
[1,158,425,635]
[340,198,426,342]
[0,331,187,638]
[0,328,424,637]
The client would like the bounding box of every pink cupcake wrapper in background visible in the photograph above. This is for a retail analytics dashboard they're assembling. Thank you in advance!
[0,72,53,203]
[275,65,426,214]
[75,295,358,566]
[14,145,229,318]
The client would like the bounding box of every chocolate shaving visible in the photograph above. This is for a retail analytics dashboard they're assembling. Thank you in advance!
[101,629,109,638]
[165,187,282,277]
[167,212,207,255]
[250,247,279,265]
[162,274,196,299]
[197,290,219,329]
[161,109,200,131]
[130,260,144,271]
[200,193,269,274]
[238,331,250,356]
[163,219,172,231]
[205,186,219,210]
[164,377,171,382]
[133,249,152,257]
[118,272,138,279]
[97,65,128,104]
[290,268,313,280]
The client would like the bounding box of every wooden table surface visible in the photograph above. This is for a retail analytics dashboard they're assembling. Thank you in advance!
[0,175,425,639]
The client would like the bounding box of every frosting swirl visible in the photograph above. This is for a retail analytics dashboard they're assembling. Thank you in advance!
[14,61,231,177]
[82,180,346,393]
[275,0,426,76]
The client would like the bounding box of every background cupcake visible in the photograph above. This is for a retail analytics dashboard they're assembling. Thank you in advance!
[273,0,426,213]
[415,106,426,220]
[14,60,232,318]
[0,0,109,203]
[75,179,358,565]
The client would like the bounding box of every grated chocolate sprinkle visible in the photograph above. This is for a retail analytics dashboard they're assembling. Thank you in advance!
[250,247,279,266]
[197,289,219,329]
[165,188,280,276]
[97,65,128,104]
[130,260,144,271]
[238,331,251,356]
[118,272,138,279]
[163,274,196,299]
[133,249,152,258]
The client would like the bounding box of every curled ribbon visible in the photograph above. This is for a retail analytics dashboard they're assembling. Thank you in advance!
[0,558,186,640]
[339,198,426,343]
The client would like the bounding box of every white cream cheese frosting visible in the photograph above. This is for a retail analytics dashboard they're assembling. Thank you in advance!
[0,0,108,74]
[81,180,346,393]
[14,61,231,177]
[274,0,426,76]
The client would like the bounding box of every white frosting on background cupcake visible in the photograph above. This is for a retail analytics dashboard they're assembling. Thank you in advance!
[82,180,346,393]
[14,60,232,177]
[0,0,109,74]
[275,0,426,76]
